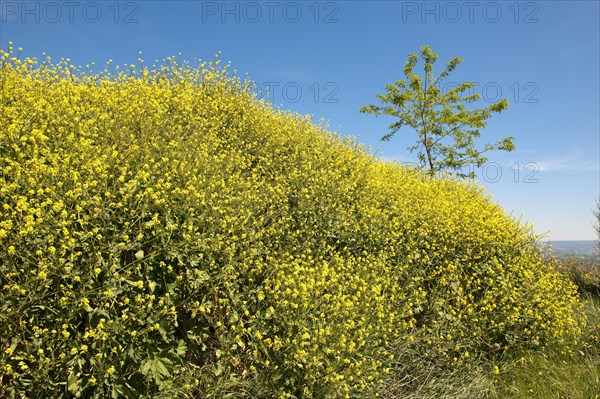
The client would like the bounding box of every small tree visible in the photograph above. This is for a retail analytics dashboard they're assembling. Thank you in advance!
[360,45,515,178]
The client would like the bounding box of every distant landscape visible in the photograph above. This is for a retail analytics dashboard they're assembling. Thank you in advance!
[540,240,599,259]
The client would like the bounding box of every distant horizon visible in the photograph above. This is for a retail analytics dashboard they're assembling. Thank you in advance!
[542,239,597,242]
[539,239,598,257]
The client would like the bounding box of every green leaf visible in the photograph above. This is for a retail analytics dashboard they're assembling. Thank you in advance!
[111,382,135,399]
[235,337,246,350]
[140,355,174,383]
[175,339,187,357]
[214,362,225,377]
[67,371,82,397]
[158,320,169,341]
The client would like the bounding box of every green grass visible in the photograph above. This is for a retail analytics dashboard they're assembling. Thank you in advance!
[379,354,497,399]
[496,257,600,399]
[494,292,600,399]
[494,256,600,399]
[377,256,600,399]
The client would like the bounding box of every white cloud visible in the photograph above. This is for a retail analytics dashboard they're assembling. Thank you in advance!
[536,156,599,172]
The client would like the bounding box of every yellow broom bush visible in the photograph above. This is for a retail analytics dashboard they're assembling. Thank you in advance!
[0,43,584,398]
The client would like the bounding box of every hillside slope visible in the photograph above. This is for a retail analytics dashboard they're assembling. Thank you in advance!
[0,48,584,398]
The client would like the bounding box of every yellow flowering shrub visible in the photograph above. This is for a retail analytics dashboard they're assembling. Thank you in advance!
[0,43,584,398]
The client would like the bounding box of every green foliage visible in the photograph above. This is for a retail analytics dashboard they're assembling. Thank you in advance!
[360,45,515,178]
[559,256,600,296]
[493,293,600,399]
[594,197,600,251]
[380,279,600,399]
[0,45,586,398]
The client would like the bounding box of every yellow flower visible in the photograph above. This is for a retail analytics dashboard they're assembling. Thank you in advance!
[0,45,586,397]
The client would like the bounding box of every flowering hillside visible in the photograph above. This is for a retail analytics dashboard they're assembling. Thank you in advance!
[0,45,584,398]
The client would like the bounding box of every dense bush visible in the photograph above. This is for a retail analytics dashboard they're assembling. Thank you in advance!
[560,256,600,296]
[0,44,585,398]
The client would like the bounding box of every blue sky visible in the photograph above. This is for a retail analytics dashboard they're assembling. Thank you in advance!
[2,0,599,240]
